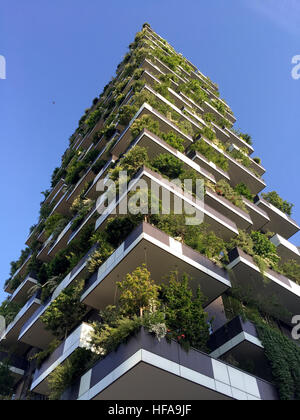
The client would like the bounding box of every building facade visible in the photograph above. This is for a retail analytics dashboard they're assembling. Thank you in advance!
[1,24,300,401]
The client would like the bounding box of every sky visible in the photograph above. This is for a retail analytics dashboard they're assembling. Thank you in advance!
[0,0,299,302]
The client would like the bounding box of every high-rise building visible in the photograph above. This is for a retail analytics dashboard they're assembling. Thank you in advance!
[1,24,300,401]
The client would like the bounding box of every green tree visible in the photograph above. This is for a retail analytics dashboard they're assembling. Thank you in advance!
[162,272,210,351]
[117,264,160,317]
[41,282,86,340]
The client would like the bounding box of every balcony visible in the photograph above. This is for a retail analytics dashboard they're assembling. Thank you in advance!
[205,188,252,231]
[18,245,98,350]
[95,166,238,241]
[111,128,216,184]
[227,247,300,323]
[242,197,270,232]
[0,294,41,348]
[43,179,66,207]
[202,139,266,195]
[47,220,73,259]
[270,234,300,265]
[254,196,300,240]
[208,316,270,380]
[8,274,38,304]
[85,158,116,200]
[225,129,254,155]
[82,222,230,311]
[31,323,94,395]
[4,254,33,294]
[227,144,265,178]
[189,150,231,183]
[0,351,28,383]
[62,328,277,400]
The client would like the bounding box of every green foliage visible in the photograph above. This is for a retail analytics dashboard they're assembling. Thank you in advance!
[41,281,87,340]
[70,195,95,232]
[161,272,210,351]
[229,148,251,168]
[65,156,86,186]
[39,202,55,220]
[0,361,14,397]
[280,260,300,285]
[177,120,194,136]
[152,47,193,74]
[48,348,93,400]
[82,149,99,166]
[91,159,107,175]
[31,339,61,368]
[251,231,279,270]
[227,230,280,273]
[90,313,143,356]
[86,238,114,274]
[190,139,229,171]
[197,126,216,141]
[105,215,142,248]
[9,248,31,278]
[262,191,294,216]
[179,79,209,106]
[256,323,300,400]
[117,264,161,317]
[110,146,149,183]
[184,224,227,264]
[130,114,160,139]
[160,131,185,152]
[151,153,184,179]
[213,179,247,212]
[119,104,139,126]
[240,132,253,146]
[234,182,254,201]
[0,300,21,325]
[84,108,102,129]
[45,213,68,239]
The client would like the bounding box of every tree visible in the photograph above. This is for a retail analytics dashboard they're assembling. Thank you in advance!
[162,272,210,351]
[0,361,14,397]
[41,282,86,340]
[117,264,160,317]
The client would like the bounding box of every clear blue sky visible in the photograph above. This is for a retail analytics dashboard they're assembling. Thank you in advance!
[1,0,300,302]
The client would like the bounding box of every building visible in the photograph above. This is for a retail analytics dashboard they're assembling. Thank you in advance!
[1,24,300,401]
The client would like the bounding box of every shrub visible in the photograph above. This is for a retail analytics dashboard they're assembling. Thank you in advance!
[85,108,102,129]
[119,104,139,126]
[151,153,183,179]
[214,179,247,212]
[91,159,107,175]
[253,157,261,165]
[48,348,93,400]
[44,213,66,239]
[280,260,300,285]
[86,239,114,274]
[130,115,160,139]
[262,191,294,216]
[161,131,185,152]
[105,216,142,247]
[190,139,229,172]
[0,300,21,325]
[41,281,86,340]
[234,183,254,201]
[65,159,86,186]
[177,120,193,136]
